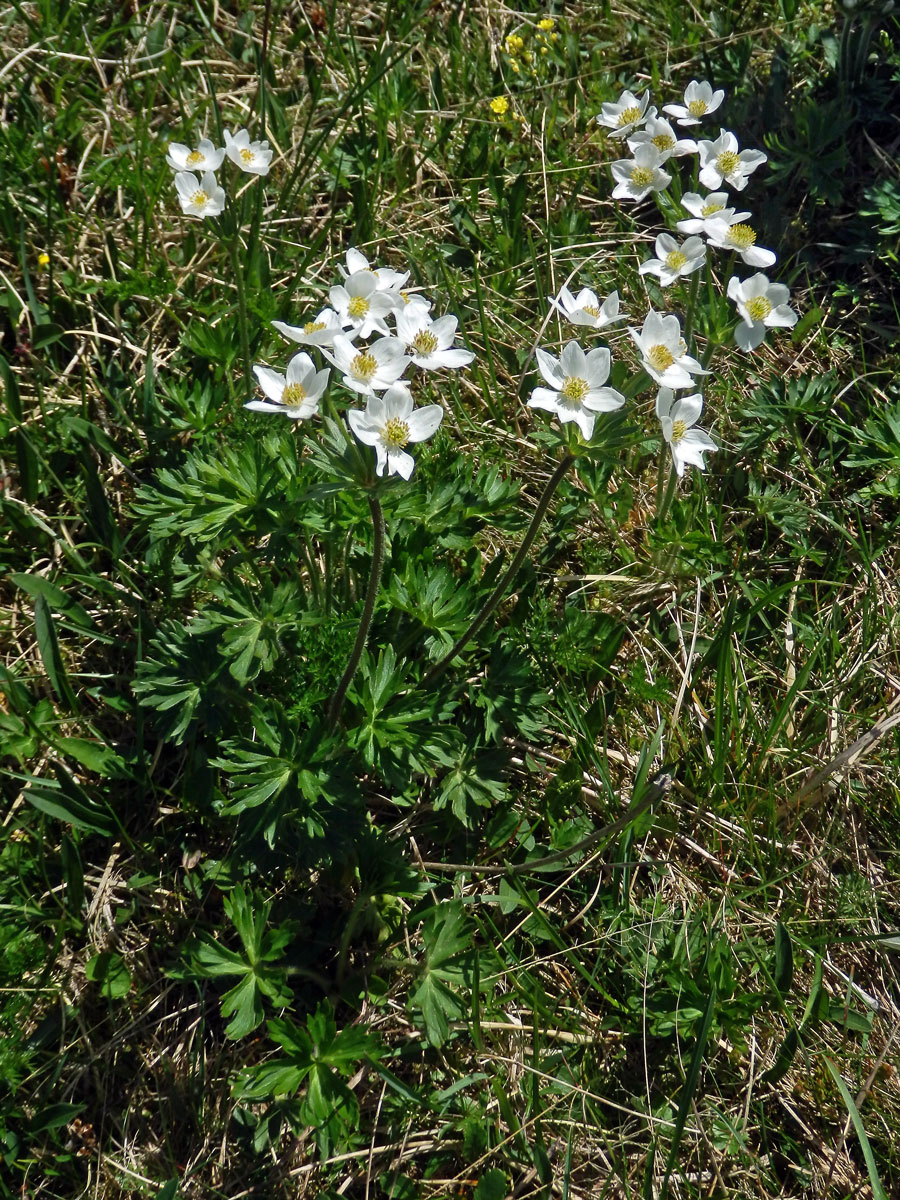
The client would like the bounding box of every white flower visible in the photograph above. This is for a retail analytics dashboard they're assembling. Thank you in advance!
[528,340,625,440]
[339,247,409,292]
[224,127,273,176]
[698,130,767,191]
[655,389,717,475]
[662,80,725,127]
[550,286,625,331]
[327,334,410,396]
[347,384,443,479]
[166,138,225,172]
[272,308,354,349]
[638,233,706,287]
[676,191,751,238]
[246,352,330,419]
[395,308,474,370]
[727,273,798,351]
[630,310,708,389]
[610,144,672,202]
[627,114,697,161]
[330,272,396,338]
[705,220,776,267]
[596,89,652,138]
[173,170,226,218]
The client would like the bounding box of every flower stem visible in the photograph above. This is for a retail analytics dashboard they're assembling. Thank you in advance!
[327,493,386,730]
[422,451,575,688]
[655,458,679,525]
[682,268,702,352]
[227,236,253,394]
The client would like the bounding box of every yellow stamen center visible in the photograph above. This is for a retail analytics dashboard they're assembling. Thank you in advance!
[560,376,589,405]
[666,250,688,269]
[728,223,757,248]
[240,147,255,163]
[582,304,600,318]
[303,320,327,334]
[383,417,410,448]
[746,296,772,321]
[652,134,675,151]
[348,296,370,319]
[630,166,653,187]
[192,190,209,206]
[410,330,439,356]
[350,352,378,382]
[186,150,204,165]
[282,383,307,406]
[716,150,741,175]
[618,105,642,126]
[701,203,724,217]
[687,99,708,117]
[647,344,675,372]
[670,419,687,442]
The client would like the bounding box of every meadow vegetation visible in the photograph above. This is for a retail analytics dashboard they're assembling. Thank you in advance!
[2,0,900,1196]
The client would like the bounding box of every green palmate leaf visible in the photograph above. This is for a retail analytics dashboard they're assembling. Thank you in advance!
[220,974,265,1040]
[410,901,472,1046]
[173,885,293,1038]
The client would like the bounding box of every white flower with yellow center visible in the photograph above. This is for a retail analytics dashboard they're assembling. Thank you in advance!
[272,308,353,349]
[676,191,751,238]
[528,341,625,440]
[705,220,776,267]
[338,247,410,293]
[246,352,330,419]
[627,114,697,162]
[596,89,652,138]
[656,389,717,476]
[610,144,672,203]
[630,310,708,389]
[394,308,474,370]
[662,80,725,127]
[639,233,706,287]
[173,170,226,218]
[329,271,396,339]
[327,334,410,396]
[347,384,443,479]
[223,127,273,176]
[166,138,225,173]
[698,130,767,192]
[550,286,625,331]
[726,273,798,351]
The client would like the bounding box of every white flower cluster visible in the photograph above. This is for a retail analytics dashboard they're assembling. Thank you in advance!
[600,80,799,355]
[247,248,475,480]
[165,128,274,218]
[591,79,803,474]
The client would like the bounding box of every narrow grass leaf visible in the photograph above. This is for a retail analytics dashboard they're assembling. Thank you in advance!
[823,1057,888,1200]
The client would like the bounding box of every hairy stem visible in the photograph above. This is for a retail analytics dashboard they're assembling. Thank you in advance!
[327,494,386,729]
[422,452,575,688]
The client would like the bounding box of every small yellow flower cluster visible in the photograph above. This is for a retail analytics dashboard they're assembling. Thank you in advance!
[489,96,509,116]
[503,18,560,74]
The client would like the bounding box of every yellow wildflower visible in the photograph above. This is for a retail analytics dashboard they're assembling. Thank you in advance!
[489,96,509,116]
[38,253,50,268]
[505,33,525,55]
[538,17,555,31]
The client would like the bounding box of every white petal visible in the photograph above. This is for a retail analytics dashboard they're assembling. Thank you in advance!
[535,348,563,388]
[252,365,286,403]
[406,405,444,442]
[387,447,415,479]
[528,387,561,412]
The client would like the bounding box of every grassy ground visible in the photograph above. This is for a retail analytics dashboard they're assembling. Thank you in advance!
[2,0,900,1197]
